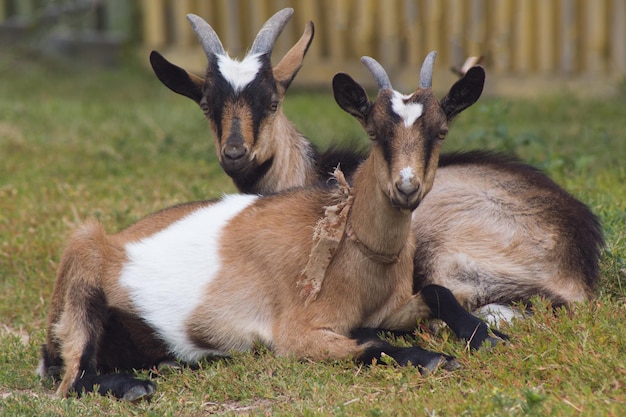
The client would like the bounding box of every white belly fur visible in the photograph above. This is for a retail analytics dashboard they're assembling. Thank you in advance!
[119,194,258,362]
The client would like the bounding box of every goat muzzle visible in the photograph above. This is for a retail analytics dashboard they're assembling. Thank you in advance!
[390,187,422,212]
[223,144,247,161]
[220,145,251,176]
[391,181,421,211]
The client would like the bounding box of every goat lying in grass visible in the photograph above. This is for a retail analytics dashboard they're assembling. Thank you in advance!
[38,52,499,401]
[153,9,603,320]
[150,8,363,194]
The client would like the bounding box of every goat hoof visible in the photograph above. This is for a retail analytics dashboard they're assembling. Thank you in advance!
[45,365,62,380]
[468,325,510,351]
[122,381,155,402]
[420,355,460,374]
[491,328,510,341]
[440,356,461,371]
[472,329,509,351]
[157,360,183,374]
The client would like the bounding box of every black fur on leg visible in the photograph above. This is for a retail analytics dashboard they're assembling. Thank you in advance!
[421,284,509,350]
[40,344,64,381]
[72,373,155,401]
[350,328,459,374]
[70,338,155,401]
[67,286,156,401]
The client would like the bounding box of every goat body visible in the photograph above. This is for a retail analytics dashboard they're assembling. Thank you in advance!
[40,52,492,400]
[152,10,603,316]
[412,150,602,311]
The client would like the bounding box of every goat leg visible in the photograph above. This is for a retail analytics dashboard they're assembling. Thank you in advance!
[421,284,509,350]
[350,327,459,373]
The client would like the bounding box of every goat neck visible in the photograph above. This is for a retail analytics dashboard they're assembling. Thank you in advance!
[249,110,317,194]
[347,154,414,263]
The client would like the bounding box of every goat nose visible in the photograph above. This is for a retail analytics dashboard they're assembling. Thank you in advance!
[224,145,246,160]
[396,167,420,196]
[395,179,420,198]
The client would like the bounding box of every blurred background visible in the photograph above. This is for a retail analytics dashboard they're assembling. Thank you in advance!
[1,0,625,96]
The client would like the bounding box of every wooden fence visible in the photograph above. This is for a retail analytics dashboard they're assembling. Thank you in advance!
[1,1,624,94]
[139,0,626,95]
[0,0,132,66]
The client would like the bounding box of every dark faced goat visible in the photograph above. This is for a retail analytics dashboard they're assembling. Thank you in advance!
[151,8,362,194]
[153,11,603,321]
[38,53,497,401]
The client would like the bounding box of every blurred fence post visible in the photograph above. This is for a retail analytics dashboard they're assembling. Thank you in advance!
[1,0,612,94]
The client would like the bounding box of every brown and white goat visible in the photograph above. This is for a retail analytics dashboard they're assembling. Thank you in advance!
[151,10,603,320]
[150,8,362,194]
[39,53,496,401]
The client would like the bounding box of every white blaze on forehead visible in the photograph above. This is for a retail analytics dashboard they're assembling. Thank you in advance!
[119,193,259,362]
[217,53,263,93]
[399,166,415,189]
[391,91,423,127]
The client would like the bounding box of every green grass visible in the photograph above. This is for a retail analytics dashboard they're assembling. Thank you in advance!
[1,51,625,415]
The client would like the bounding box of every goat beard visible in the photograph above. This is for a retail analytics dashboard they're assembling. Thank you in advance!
[222,155,274,190]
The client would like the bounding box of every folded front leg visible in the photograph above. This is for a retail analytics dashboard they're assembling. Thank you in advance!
[421,284,509,350]
[274,325,458,373]
[349,327,459,373]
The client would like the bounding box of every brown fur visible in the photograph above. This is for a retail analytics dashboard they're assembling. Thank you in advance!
[205,61,602,311]
[42,64,480,397]
[412,153,601,309]
[150,19,318,194]
[41,201,218,394]
[178,153,422,363]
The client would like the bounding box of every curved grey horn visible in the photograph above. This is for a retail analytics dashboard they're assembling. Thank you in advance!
[249,8,294,55]
[361,56,392,90]
[419,51,437,89]
[187,14,225,58]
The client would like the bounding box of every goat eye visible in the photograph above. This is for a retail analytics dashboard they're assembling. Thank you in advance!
[200,103,210,114]
[437,129,448,141]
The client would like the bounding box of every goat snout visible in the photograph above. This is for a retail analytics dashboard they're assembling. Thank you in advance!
[391,167,422,210]
[396,166,421,197]
[224,144,247,160]
[394,179,420,198]
[392,181,421,210]
[223,117,248,162]
[221,140,251,176]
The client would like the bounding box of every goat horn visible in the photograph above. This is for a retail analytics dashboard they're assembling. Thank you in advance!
[187,14,226,59]
[361,56,392,90]
[419,51,437,89]
[249,8,294,56]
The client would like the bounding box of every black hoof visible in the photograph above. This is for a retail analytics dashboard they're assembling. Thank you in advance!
[73,372,156,401]
[45,365,63,380]
[122,381,155,402]
[464,322,510,351]
[420,354,461,375]
[491,328,510,341]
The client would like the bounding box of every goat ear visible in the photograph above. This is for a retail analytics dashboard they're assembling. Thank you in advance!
[439,66,485,122]
[273,21,314,97]
[333,73,372,122]
[150,51,205,103]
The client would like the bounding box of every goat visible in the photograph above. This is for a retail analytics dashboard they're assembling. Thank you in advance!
[150,8,363,194]
[38,53,495,401]
[152,10,603,319]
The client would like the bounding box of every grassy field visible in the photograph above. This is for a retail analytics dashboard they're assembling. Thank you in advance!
[1,51,625,416]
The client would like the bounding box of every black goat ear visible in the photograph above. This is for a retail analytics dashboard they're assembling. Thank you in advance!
[150,51,205,103]
[332,73,372,123]
[440,66,485,122]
